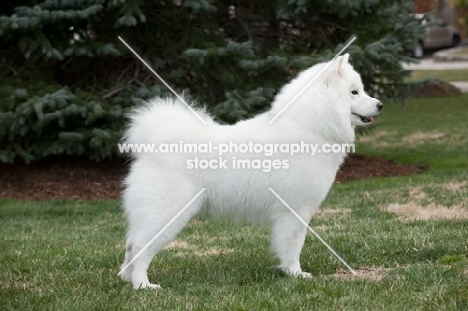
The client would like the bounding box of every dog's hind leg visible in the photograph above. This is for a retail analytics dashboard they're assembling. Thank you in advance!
[122,186,204,290]
[270,210,312,278]
[119,241,133,282]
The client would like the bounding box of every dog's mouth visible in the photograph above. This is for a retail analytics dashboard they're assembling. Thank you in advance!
[352,113,374,124]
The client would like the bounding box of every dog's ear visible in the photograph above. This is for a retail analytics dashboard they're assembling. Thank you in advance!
[337,54,350,68]
[337,53,350,76]
[324,54,350,86]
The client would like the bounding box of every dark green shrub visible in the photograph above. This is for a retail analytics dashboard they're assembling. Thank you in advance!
[0,0,427,163]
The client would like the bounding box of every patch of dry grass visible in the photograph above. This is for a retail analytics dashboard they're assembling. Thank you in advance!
[402,131,445,144]
[382,202,468,221]
[315,208,351,219]
[326,267,393,281]
[441,181,467,192]
[0,271,42,293]
[377,181,468,221]
[163,240,194,250]
[163,239,234,257]
[409,187,427,200]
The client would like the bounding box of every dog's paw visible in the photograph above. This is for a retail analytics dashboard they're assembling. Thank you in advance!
[294,271,313,278]
[133,282,162,290]
[281,268,313,279]
[119,271,132,283]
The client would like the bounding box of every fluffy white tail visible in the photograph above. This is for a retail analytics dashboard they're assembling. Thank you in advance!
[122,97,213,155]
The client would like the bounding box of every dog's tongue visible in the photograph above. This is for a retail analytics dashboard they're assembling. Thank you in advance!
[368,116,373,122]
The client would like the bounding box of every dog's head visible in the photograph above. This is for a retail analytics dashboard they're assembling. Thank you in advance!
[270,53,382,135]
[331,54,382,127]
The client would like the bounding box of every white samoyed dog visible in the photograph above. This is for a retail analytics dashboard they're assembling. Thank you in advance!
[120,54,382,289]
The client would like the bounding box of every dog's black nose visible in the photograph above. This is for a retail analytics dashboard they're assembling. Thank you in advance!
[377,102,383,112]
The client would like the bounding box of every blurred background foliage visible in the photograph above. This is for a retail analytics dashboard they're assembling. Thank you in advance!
[0,0,427,163]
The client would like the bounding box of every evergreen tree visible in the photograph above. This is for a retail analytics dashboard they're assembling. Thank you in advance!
[0,0,427,163]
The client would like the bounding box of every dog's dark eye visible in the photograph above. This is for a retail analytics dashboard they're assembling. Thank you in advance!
[351,90,358,95]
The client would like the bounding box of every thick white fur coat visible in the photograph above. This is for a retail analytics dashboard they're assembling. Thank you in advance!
[120,54,382,289]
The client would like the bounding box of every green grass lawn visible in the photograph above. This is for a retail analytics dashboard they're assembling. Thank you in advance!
[409,70,468,82]
[2,95,468,310]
